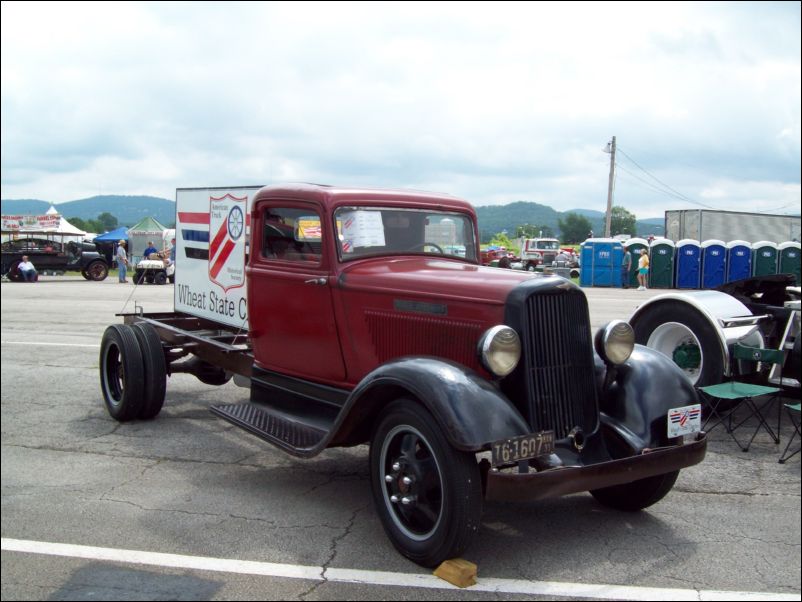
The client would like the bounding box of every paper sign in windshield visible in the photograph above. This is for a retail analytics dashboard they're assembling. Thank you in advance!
[341,211,385,250]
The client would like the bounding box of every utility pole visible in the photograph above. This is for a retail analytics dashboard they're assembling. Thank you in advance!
[604,136,616,237]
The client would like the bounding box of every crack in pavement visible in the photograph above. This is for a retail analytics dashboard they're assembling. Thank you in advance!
[298,504,369,600]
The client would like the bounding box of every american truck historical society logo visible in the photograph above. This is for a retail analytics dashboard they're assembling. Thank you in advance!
[209,194,247,292]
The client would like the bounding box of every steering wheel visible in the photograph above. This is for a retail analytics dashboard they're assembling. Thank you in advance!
[408,242,445,254]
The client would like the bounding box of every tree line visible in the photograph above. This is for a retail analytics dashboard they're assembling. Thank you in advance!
[487,206,638,246]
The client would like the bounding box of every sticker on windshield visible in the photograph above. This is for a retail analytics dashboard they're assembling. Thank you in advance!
[340,211,385,248]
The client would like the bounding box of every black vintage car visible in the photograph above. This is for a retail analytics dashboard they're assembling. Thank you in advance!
[1,236,109,281]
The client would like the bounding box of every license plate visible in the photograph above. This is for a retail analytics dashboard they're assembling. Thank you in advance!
[667,404,702,438]
[491,431,555,467]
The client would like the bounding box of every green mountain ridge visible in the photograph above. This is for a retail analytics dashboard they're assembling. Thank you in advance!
[2,195,664,238]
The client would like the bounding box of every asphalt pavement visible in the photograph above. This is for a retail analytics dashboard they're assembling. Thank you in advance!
[1,276,800,600]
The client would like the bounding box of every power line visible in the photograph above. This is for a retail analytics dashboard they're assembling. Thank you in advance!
[616,147,716,209]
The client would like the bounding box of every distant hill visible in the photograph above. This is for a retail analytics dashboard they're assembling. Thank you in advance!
[476,202,665,241]
[2,194,665,238]
[1,195,175,227]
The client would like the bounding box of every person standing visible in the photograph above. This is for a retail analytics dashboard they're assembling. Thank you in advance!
[621,248,632,289]
[17,255,38,282]
[116,240,129,283]
[637,248,649,291]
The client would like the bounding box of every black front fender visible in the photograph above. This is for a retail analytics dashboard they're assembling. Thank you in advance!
[600,345,699,452]
[330,357,531,452]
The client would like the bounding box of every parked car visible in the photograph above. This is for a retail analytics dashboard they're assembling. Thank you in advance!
[1,236,109,281]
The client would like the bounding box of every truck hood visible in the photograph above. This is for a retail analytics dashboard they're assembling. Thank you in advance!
[338,257,546,305]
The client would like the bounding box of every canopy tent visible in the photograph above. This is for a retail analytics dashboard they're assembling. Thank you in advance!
[93,226,129,242]
[127,216,167,263]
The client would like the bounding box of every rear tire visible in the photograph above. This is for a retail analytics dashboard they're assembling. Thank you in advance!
[370,399,482,567]
[130,323,167,419]
[154,272,167,285]
[99,325,145,421]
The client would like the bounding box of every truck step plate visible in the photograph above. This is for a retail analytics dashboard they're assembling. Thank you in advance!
[211,403,327,451]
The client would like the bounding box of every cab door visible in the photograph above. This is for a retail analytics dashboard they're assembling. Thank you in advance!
[248,201,346,383]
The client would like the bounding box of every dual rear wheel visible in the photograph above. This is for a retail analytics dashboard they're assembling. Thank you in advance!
[99,323,166,421]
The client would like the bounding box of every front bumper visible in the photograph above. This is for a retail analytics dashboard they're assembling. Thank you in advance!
[485,432,707,502]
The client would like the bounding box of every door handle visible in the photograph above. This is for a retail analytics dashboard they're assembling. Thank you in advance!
[304,277,327,285]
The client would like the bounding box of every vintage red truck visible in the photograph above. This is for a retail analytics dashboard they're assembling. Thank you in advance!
[99,184,707,567]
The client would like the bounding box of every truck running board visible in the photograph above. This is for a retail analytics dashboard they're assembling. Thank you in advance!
[210,402,328,455]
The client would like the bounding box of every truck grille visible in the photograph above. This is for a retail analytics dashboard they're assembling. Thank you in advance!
[523,290,598,439]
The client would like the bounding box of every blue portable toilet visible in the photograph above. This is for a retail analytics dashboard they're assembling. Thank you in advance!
[675,239,701,289]
[752,241,778,276]
[579,238,624,287]
[726,240,752,282]
[701,239,726,289]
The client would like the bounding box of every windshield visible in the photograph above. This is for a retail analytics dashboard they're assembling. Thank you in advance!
[334,207,477,263]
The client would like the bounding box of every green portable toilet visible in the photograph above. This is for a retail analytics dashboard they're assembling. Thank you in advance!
[752,241,778,276]
[649,239,675,288]
[778,241,801,284]
[623,238,648,288]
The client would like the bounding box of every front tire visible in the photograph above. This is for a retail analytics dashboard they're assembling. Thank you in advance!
[590,470,680,511]
[370,399,482,567]
[86,260,109,281]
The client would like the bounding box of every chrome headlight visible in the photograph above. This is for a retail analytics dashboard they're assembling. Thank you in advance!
[478,325,521,377]
[594,320,635,365]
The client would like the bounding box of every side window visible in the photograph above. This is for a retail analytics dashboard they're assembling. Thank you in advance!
[262,207,323,265]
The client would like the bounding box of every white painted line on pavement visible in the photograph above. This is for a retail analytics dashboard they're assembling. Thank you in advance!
[1,341,100,348]
[3,538,799,601]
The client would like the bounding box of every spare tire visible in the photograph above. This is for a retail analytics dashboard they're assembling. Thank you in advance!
[631,300,724,387]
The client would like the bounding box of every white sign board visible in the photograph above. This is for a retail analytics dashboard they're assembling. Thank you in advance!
[175,187,262,329]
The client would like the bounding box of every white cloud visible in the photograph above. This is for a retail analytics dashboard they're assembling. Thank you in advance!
[1,1,799,220]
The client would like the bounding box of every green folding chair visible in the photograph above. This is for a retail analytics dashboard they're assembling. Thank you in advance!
[698,344,785,452]
[779,403,800,464]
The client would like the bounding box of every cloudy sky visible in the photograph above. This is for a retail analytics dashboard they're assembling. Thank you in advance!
[2,1,799,218]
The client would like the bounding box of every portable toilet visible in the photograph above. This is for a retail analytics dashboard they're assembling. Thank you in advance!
[623,238,648,288]
[649,239,675,288]
[701,239,726,289]
[579,238,624,287]
[752,241,778,277]
[778,241,801,284]
[675,239,701,289]
[726,240,752,282]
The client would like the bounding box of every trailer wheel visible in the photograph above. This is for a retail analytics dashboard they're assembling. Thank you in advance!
[99,324,145,422]
[590,470,680,512]
[631,301,724,387]
[130,323,167,419]
[370,399,482,567]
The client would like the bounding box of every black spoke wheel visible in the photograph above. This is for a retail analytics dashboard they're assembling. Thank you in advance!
[370,399,482,567]
[99,324,145,421]
[130,323,167,420]
[87,261,109,281]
